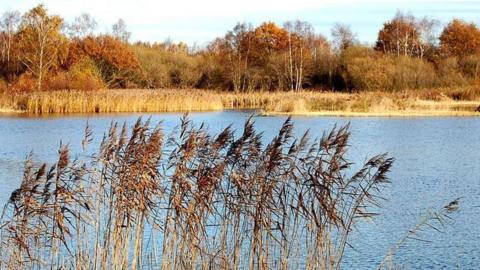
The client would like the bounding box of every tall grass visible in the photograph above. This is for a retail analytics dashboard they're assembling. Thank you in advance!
[0,88,479,115]
[0,116,397,269]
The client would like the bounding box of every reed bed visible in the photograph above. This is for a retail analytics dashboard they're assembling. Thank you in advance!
[0,116,397,270]
[0,116,462,269]
[0,88,479,115]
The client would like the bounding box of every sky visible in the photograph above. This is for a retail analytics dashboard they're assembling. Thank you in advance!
[1,0,480,46]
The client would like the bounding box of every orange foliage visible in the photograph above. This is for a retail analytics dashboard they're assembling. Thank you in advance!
[67,35,138,70]
[11,73,36,92]
[251,22,288,55]
[48,58,104,90]
[66,35,139,87]
[374,14,420,56]
[439,19,480,57]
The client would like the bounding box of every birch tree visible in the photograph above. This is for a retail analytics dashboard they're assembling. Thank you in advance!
[375,11,420,57]
[0,11,21,70]
[112,19,131,43]
[416,17,439,59]
[284,20,314,91]
[18,5,66,90]
[225,23,252,91]
[66,13,97,39]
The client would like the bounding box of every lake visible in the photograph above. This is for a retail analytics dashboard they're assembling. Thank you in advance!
[0,110,479,269]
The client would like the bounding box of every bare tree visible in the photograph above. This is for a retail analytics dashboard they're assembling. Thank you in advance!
[0,11,21,67]
[67,13,97,38]
[331,23,357,51]
[416,17,440,59]
[112,18,131,43]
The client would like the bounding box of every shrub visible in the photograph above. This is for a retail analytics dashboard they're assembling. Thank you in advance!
[131,46,170,88]
[436,57,469,87]
[343,46,437,91]
[67,58,104,90]
[46,58,104,91]
[0,78,7,92]
[11,73,36,92]
[67,36,139,88]
[46,72,69,90]
[132,45,202,88]
[459,53,480,79]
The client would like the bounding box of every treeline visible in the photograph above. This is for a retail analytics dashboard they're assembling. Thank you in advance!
[1,5,480,92]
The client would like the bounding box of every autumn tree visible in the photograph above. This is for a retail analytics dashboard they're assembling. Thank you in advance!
[17,5,67,90]
[112,19,131,43]
[250,22,288,89]
[439,19,480,57]
[224,23,253,91]
[68,35,139,87]
[284,20,315,91]
[375,11,420,57]
[0,11,21,72]
[309,35,337,89]
[252,22,288,55]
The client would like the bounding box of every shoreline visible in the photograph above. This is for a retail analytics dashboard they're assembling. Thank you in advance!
[262,109,480,117]
[3,109,480,118]
[0,89,479,117]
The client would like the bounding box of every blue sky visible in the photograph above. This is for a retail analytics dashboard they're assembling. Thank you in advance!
[2,0,479,46]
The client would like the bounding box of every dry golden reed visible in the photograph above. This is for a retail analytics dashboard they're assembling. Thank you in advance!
[0,116,461,270]
[0,88,479,115]
[0,116,394,269]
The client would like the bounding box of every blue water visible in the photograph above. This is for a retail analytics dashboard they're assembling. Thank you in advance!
[0,111,479,269]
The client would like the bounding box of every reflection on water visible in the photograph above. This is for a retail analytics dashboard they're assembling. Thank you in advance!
[0,111,479,268]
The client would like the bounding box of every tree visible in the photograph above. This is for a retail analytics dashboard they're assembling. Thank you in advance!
[331,23,357,51]
[251,22,288,57]
[439,19,480,57]
[67,13,97,38]
[284,20,315,91]
[112,19,131,43]
[0,11,21,70]
[416,17,439,59]
[250,22,288,90]
[17,5,66,90]
[67,35,139,87]
[375,11,420,57]
[309,35,336,89]
[224,23,253,91]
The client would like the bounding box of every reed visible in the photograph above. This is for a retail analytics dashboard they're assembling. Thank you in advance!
[0,88,479,115]
[0,116,460,270]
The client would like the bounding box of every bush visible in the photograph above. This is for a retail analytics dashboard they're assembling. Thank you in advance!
[343,46,437,91]
[68,36,139,88]
[132,46,170,88]
[132,45,202,88]
[11,73,36,92]
[47,58,105,90]
[67,58,104,90]
[47,72,69,90]
[436,57,468,87]
[0,78,7,92]
[459,53,480,79]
